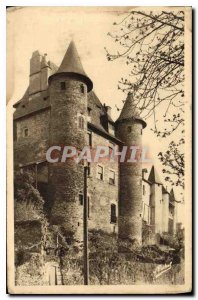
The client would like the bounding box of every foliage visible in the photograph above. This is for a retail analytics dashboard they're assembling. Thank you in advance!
[14,169,44,211]
[15,253,45,286]
[160,232,183,251]
[88,229,179,284]
[106,10,185,188]
[158,139,184,188]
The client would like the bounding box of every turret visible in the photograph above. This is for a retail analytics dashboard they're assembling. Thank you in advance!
[162,186,169,233]
[169,188,176,234]
[48,41,93,242]
[115,92,146,245]
[148,166,163,234]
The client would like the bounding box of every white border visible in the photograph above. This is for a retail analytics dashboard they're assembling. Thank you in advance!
[1,1,196,298]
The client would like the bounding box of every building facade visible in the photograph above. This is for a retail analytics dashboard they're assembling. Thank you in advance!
[13,41,177,246]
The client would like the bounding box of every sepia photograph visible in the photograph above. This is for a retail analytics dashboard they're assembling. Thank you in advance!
[6,6,192,294]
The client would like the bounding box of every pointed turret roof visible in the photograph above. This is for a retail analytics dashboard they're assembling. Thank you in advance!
[116,92,146,128]
[148,166,162,185]
[162,185,169,194]
[49,41,93,91]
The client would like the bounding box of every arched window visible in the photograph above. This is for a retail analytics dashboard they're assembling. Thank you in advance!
[78,115,84,129]
[110,204,117,223]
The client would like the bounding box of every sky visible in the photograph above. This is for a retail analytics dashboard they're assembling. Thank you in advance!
[7,6,185,222]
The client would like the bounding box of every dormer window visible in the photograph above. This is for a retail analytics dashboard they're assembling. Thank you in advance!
[60,82,66,90]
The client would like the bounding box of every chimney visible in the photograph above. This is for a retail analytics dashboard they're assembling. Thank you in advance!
[29,50,42,96]
[29,50,50,97]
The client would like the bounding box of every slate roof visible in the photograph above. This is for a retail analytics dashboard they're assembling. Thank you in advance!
[116,92,147,128]
[13,41,120,143]
[162,185,169,194]
[148,166,163,185]
[13,90,50,120]
[49,41,93,92]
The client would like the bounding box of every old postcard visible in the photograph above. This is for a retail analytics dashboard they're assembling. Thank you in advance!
[7,6,192,294]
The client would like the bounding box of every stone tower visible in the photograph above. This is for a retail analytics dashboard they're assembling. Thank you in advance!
[48,41,93,241]
[148,166,163,234]
[115,93,146,245]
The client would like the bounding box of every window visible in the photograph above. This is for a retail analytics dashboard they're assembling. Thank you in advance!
[79,193,83,205]
[143,185,146,195]
[78,115,84,130]
[97,165,104,180]
[127,126,132,133]
[60,82,66,90]
[110,204,117,223]
[80,84,85,94]
[23,128,29,137]
[141,129,143,135]
[109,142,114,157]
[87,107,91,116]
[87,162,91,176]
[87,131,92,146]
[109,170,115,185]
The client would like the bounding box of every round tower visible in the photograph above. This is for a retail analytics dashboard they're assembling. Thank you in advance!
[115,93,146,245]
[48,41,93,242]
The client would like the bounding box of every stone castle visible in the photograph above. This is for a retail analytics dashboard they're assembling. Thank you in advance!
[13,41,177,246]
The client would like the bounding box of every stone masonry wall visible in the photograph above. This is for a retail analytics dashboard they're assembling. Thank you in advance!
[87,132,119,234]
[116,119,143,244]
[14,109,50,166]
[49,75,88,242]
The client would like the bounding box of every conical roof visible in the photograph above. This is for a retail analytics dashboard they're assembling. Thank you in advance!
[148,166,162,185]
[162,185,169,194]
[49,41,93,91]
[116,93,146,127]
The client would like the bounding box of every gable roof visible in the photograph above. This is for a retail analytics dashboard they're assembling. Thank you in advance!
[148,166,163,185]
[162,185,169,194]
